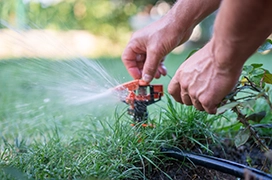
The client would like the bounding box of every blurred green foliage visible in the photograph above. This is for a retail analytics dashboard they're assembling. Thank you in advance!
[0,0,174,42]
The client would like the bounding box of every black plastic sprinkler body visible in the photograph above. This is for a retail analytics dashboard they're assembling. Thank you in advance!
[161,147,272,180]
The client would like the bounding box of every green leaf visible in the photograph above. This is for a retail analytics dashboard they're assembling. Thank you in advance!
[234,128,250,148]
[243,65,254,74]
[258,39,272,53]
[251,63,263,69]
[239,99,256,109]
[216,102,239,114]
[261,68,271,74]
[263,73,272,84]
[252,68,265,77]
[245,111,266,122]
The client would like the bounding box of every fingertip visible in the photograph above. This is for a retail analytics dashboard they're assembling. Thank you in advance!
[168,78,183,104]
[210,108,217,114]
[154,71,161,79]
[158,65,167,76]
[173,96,183,104]
[205,106,217,114]
[142,74,153,83]
[182,94,192,105]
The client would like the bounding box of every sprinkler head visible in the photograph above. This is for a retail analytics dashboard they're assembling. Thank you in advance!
[114,79,163,123]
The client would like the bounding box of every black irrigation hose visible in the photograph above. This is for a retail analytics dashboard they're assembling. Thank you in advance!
[161,147,272,180]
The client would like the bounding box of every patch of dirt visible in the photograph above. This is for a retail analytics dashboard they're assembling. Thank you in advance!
[149,138,272,180]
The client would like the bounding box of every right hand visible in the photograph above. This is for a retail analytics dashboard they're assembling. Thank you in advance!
[168,41,242,114]
[122,15,194,83]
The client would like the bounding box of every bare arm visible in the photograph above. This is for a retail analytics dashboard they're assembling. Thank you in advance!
[212,0,272,71]
[169,0,220,34]
[122,0,220,82]
[168,0,272,114]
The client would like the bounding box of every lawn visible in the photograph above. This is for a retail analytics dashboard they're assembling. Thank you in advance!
[0,51,272,179]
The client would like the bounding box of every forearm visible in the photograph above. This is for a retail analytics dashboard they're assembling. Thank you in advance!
[212,0,272,70]
[167,0,220,33]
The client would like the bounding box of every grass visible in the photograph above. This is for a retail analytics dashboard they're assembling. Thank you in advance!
[0,51,272,179]
[0,97,219,180]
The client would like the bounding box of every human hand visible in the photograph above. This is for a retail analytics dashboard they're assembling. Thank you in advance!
[122,16,193,82]
[168,42,242,114]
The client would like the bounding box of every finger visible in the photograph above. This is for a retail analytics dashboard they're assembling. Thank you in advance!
[203,104,217,114]
[122,47,143,79]
[154,71,161,79]
[158,62,167,76]
[198,96,217,114]
[142,48,164,83]
[154,60,167,78]
[192,99,204,111]
[168,78,183,104]
[204,106,217,114]
[181,93,192,105]
[136,54,146,62]
[136,60,145,71]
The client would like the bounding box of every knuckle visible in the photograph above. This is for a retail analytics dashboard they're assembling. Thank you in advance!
[148,45,164,57]
[199,97,216,114]
[180,83,188,91]
[200,99,210,109]
[148,46,158,53]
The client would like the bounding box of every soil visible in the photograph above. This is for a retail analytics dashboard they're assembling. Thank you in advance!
[149,138,272,180]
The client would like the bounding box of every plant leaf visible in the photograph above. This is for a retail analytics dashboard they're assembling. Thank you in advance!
[251,63,263,69]
[252,68,265,77]
[243,65,254,74]
[239,99,256,110]
[217,102,239,114]
[245,111,266,122]
[258,39,272,53]
[234,128,250,148]
[263,73,272,84]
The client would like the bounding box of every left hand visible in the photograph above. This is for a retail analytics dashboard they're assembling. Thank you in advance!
[168,42,242,114]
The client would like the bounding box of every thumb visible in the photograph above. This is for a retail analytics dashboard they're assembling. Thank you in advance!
[142,49,163,83]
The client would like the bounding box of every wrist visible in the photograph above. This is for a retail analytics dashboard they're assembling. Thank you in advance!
[209,37,246,74]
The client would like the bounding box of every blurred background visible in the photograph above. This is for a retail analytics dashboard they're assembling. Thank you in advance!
[0,0,215,58]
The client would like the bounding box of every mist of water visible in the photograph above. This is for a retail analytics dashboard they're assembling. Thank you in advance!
[0,21,130,140]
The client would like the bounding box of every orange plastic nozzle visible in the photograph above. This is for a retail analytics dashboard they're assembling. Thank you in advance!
[114,79,141,92]
[139,79,149,86]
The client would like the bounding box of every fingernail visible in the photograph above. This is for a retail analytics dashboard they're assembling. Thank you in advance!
[143,74,152,82]
[136,54,142,61]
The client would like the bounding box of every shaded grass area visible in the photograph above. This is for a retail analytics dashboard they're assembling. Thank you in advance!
[0,52,272,179]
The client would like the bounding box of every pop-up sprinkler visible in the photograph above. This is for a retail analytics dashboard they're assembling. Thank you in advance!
[114,79,163,123]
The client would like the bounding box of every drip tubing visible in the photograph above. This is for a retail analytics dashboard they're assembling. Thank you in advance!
[161,147,272,180]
